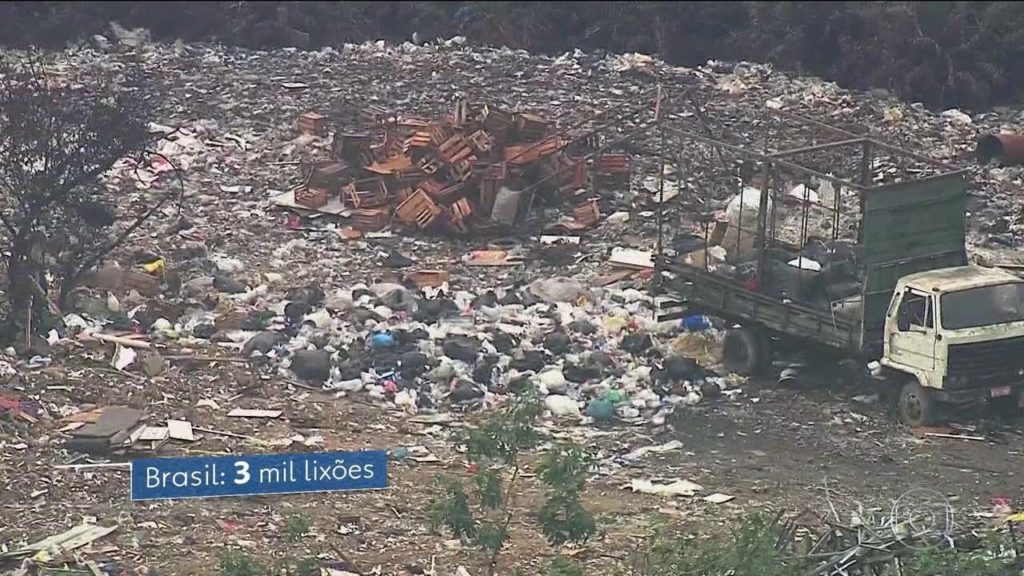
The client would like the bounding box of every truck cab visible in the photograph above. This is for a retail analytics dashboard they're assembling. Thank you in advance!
[882,265,1024,425]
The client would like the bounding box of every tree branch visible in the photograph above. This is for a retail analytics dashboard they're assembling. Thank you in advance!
[67,151,184,294]
[486,463,522,576]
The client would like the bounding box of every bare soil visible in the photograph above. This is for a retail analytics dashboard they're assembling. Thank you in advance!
[2,360,1020,576]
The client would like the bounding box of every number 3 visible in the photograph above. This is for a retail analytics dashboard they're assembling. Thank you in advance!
[234,461,250,485]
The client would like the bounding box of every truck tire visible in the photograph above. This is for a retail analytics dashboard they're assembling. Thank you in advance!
[722,328,768,376]
[898,380,939,427]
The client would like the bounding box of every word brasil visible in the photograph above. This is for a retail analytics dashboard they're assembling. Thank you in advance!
[130,450,388,501]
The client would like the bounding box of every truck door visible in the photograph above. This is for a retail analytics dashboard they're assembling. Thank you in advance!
[887,289,937,371]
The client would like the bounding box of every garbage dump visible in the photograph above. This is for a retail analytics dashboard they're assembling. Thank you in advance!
[3,29,1024,576]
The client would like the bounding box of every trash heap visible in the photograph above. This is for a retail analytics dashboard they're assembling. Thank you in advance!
[288,104,631,235]
[148,275,737,424]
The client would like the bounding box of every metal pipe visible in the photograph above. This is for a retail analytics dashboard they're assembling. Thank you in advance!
[656,124,666,259]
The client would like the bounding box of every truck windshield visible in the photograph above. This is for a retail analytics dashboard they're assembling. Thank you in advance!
[940,282,1024,330]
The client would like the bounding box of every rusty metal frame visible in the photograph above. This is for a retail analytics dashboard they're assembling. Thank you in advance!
[768,109,963,173]
[650,100,968,296]
[660,125,967,194]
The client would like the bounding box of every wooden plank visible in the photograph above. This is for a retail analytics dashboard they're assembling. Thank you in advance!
[227,409,282,419]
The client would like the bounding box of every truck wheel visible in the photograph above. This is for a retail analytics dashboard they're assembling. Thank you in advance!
[898,380,939,427]
[722,328,766,376]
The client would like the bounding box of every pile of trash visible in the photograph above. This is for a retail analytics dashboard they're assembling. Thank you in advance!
[62,268,737,427]
[283,104,629,236]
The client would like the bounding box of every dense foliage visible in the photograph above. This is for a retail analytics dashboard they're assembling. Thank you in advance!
[1,2,1022,110]
[0,55,158,345]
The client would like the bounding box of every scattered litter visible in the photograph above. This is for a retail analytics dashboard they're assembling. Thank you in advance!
[609,247,655,269]
[464,250,523,266]
[391,445,441,463]
[703,493,736,504]
[2,32,1016,575]
[623,440,684,461]
[197,399,222,410]
[0,523,118,560]
[628,478,704,497]
[110,344,137,371]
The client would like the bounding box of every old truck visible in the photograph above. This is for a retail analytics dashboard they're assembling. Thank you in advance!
[654,112,1024,426]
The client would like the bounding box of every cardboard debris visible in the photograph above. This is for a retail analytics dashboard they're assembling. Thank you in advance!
[136,426,170,442]
[130,425,171,452]
[64,409,105,424]
[167,419,196,441]
[592,269,639,287]
[609,247,655,269]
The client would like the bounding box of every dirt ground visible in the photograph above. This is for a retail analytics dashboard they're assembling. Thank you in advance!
[2,357,1020,576]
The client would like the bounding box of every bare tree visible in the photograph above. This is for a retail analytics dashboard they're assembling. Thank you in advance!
[0,53,175,348]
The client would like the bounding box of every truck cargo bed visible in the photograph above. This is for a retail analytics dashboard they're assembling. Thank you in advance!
[662,261,863,353]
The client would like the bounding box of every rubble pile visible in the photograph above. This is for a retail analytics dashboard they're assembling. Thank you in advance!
[288,104,627,235]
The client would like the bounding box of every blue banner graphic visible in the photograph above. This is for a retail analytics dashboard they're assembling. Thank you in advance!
[130,450,388,501]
